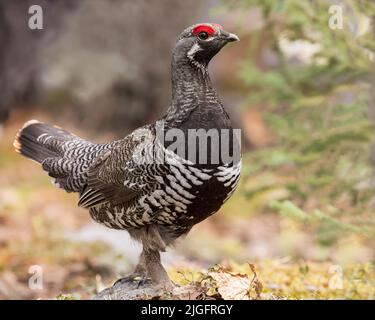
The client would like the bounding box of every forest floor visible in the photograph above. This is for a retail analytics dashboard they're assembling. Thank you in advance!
[0,112,374,300]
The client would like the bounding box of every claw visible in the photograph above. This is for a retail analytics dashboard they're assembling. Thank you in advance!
[136,277,151,288]
[113,274,141,286]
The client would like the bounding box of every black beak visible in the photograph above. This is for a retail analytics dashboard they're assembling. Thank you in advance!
[226,33,240,42]
[220,30,240,43]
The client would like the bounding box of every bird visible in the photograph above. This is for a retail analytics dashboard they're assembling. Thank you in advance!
[13,23,241,290]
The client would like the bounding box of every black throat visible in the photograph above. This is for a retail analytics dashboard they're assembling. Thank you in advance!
[164,51,230,130]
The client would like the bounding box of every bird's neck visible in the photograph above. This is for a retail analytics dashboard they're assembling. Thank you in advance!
[164,56,218,126]
[171,57,213,103]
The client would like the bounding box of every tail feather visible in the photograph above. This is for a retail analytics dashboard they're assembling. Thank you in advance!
[14,119,104,194]
[14,120,72,163]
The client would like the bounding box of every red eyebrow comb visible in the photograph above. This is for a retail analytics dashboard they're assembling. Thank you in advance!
[192,24,221,36]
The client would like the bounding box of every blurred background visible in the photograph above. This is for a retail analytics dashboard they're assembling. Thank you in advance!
[0,0,374,299]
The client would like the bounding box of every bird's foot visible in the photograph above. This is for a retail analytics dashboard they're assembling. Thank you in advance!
[136,277,152,288]
[114,275,174,292]
[113,273,147,286]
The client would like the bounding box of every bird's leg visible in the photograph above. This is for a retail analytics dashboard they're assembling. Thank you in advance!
[132,251,147,278]
[143,247,174,291]
[114,251,147,285]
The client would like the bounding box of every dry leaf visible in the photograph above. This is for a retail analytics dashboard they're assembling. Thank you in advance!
[208,270,251,300]
[249,263,263,299]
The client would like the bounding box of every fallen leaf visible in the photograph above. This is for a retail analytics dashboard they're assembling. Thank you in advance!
[208,270,251,300]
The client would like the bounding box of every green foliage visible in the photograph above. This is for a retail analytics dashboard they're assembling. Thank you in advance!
[270,200,375,242]
[228,0,375,246]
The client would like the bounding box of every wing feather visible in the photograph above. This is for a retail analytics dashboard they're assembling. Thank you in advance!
[78,127,155,209]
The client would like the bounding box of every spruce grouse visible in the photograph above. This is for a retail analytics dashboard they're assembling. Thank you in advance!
[14,23,241,289]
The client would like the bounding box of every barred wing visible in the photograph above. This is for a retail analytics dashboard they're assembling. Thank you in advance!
[78,126,165,208]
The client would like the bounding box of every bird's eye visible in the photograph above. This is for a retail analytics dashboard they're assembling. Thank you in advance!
[198,31,209,40]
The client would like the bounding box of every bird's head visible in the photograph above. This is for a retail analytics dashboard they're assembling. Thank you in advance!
[173,23,239,70]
